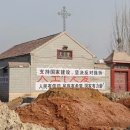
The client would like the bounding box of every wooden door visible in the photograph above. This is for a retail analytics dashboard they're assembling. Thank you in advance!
[114,71,128,92]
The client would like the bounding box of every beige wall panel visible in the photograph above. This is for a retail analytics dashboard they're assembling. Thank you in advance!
[30,34,95,92]
[9,68,30,93]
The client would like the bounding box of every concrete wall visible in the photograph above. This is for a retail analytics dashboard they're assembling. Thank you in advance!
[0,55,30,101]
[9,67,31,100]
[30,34,96,93]
[94,63,111,93]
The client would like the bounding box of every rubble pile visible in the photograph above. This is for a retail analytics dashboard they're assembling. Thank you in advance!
[7,97,23,110]
[0,103,55,130]
[16,88,130,130]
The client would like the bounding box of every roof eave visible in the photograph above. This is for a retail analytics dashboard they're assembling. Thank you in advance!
[0,53,30,61]
[113,60,130,64]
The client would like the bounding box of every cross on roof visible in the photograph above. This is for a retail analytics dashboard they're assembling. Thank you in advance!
[58,6,71,32]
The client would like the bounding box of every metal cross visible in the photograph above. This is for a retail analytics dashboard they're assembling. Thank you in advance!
[58,6,71,32]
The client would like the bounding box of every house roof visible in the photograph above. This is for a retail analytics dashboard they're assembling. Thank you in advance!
[104,51,130,63]
[0,32,96,60]
[0,32,60,60]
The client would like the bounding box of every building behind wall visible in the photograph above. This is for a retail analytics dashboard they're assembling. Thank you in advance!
[0,32,101,101]
[105,51,130,93]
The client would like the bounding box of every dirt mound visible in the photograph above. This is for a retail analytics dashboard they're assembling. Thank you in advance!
[37,88,109,101]
[0,103,55,130]
[16,88,130,130]
[117,97,130,108]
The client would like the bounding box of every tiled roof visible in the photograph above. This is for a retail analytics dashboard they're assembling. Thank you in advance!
[0,33,60,60]
[104,51,130,63]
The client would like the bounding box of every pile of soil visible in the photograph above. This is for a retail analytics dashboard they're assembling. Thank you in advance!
[0,103,55,130]
[16,88,130,130]
[117,97,130,109]
[36,87,109,101]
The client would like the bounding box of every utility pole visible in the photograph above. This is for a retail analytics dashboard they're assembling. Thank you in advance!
[58,6,71,32]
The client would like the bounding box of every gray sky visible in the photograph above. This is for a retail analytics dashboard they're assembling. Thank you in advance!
[0,0,129,59]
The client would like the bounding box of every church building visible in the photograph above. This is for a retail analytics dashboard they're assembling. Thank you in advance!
[0,32,108,101]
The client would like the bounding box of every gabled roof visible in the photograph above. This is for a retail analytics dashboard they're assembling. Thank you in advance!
[0,32,60,60]
[63,32,96,58]
[0,32,95,60]
[104,51,130,63]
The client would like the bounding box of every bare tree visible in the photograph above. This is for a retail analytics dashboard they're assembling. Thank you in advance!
[125,9,130,54]
[112,5,130,54]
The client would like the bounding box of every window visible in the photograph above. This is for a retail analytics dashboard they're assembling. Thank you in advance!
[3,67,8,74]
[57,50,72,59]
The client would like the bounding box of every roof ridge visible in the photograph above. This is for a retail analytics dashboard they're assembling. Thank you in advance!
[14,32,61,47]
[0,32,61,60]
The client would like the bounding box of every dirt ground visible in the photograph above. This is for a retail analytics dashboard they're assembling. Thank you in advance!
[16,88,130,130]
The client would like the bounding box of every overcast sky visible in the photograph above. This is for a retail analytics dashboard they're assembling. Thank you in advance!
[0,0,129,59]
